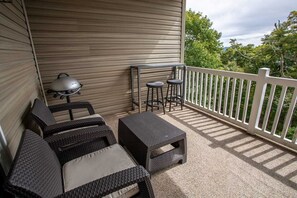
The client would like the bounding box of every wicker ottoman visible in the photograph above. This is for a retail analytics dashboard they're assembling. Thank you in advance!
[118,112,187,173]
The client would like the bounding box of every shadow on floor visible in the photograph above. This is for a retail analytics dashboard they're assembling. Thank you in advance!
[166,107,297,190]
[151,167,188,198]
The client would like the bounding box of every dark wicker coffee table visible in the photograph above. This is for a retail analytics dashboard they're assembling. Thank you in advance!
[118,112,187,173]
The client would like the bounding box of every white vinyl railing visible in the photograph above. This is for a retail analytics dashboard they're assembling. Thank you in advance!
[181,66,297,151]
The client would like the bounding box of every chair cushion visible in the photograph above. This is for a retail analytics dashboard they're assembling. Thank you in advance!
[62,144,139,197]
[77,113,105,122]
[53,114,105,135]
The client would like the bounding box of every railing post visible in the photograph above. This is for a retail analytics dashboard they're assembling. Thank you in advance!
[247,68,270,135]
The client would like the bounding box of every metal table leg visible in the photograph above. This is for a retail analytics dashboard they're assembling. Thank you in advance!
[131,67,135,110]
[137,68,142,113]
[182,66,186,109]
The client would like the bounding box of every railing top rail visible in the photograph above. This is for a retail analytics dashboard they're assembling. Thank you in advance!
[186,66,258,81]
[187,66,297,88]
[267,76,297,87]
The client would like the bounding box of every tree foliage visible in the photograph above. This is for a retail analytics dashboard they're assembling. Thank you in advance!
[185,10,223,68]
[185,10,297,139]
[220,11,297,78]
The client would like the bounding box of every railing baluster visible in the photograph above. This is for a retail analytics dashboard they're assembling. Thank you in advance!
[229,78,237,118]
[223,77,230,116]
[218,76,224,114]
[199,73,203,107]
[213,75,218,112]
[235,79,244,121]
[271,86,287,135]
[242,80,251,123]
[184,66,297,150]
[262,84,276,132]
[184,69,187,101]
[187,70,191,101]
[204,73,208,108]
[293,128,297,143]
[281,89,297,139]
[195,72,199,105]
[208,74,213,110]
[191,72,195,103]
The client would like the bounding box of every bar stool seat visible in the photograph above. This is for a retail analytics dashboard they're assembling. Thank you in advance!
[145,81,165,114]
[146,81,164,87]
[166,79,184,112]
[167,79,183,84]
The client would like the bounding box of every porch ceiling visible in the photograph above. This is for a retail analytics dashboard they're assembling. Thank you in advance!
[104,107,297,197]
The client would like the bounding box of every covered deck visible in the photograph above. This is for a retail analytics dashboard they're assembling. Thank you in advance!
[1,0,297,197]
[105,107,297,197]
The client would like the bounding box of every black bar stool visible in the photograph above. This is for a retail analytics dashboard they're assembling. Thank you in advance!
[165,79,184,111]
[145,81,165,114]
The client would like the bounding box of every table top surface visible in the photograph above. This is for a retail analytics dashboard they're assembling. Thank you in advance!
[130,63,185,68]
[119,112,185,147]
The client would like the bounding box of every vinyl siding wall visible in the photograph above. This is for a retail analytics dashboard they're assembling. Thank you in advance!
[0,0,41,157]
[26,0,184,119]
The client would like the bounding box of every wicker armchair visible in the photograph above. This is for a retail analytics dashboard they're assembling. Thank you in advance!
[30,99,116,160]
[30,98,105,138]
[4,130,155,198]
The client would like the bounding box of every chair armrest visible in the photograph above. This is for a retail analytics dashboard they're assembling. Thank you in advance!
[48,101,95,115]
[46,125,117,164]
[46,125,117,152]
[43,117,105,137]
[55,166,154,198]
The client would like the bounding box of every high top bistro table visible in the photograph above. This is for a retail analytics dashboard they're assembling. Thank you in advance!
[130,63,186,113]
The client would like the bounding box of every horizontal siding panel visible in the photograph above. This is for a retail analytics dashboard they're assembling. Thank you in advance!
[32,38,181,45]
[0,37,33,51]
[4,3,25,21]
[90,0,182,12]
[35,49,180,58]
[29,17,181,31]
[0,4,26,28]
[0,13,28,36]
[0,24,30,43]
[30,24,181,35]
[26,0,182,119]
[38,59,181,74]
[26,1,181,21]
[11,0,23,14]
[31,32,180,40]
[37,0,182,17]
[0,51,34,63]
[35,44,181,52]
[35,54,181,65]
[27,8,181,26]
[0,1,41,158]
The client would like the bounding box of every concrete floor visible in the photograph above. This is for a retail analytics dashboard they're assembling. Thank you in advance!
[104,107,297,198]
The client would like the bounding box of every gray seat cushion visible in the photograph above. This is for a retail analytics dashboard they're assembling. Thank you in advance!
[77,113,105,122]
[63,144,139,197]
[54,114,105,135]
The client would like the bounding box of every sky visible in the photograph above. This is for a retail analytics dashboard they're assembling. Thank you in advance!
[187,0,297,47]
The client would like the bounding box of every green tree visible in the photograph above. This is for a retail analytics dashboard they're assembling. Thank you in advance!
[185,10,223,68]
[262,11,297,77]
[221,39,255,72]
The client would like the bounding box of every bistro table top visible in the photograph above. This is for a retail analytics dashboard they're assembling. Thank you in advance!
[130,63,185,69]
